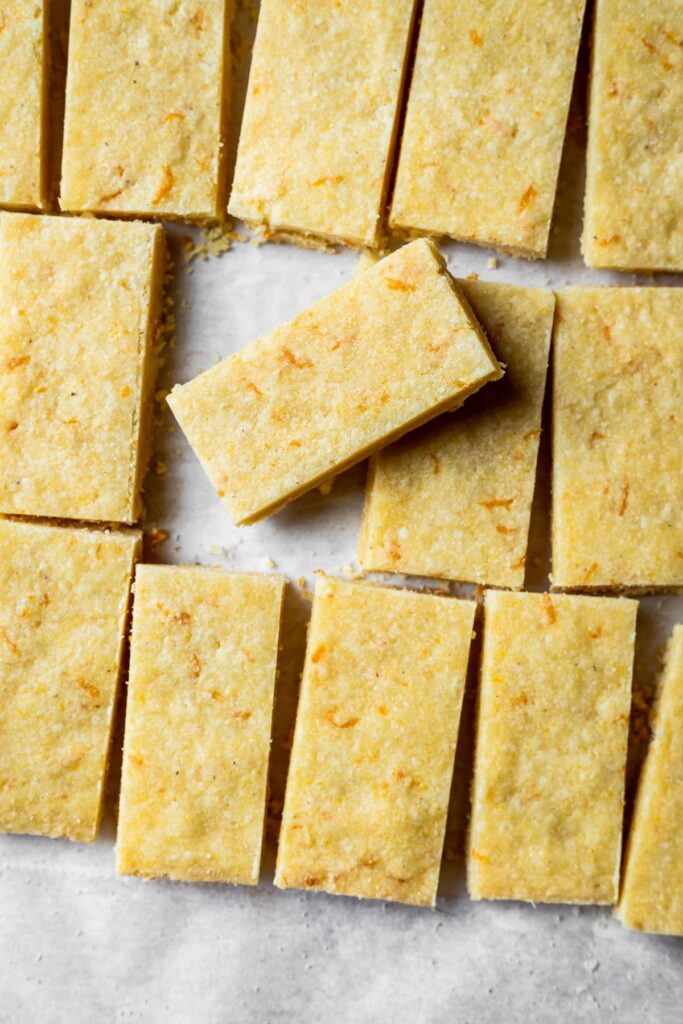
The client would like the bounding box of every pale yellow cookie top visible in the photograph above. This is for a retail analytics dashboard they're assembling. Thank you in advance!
[0,1,47,210]
[168,239,502,526]
[60,0,231,221]
[468,590,637,905]
[0,518,140,842]
[0,212,163,524]
[360,281,554,588]
[117,565,285,885]
[390,0,586,258]
[582,0,683,271]
[617,626,683,935]
[275,577,476,907]
[552,288,683,590]
[228,0,418,247]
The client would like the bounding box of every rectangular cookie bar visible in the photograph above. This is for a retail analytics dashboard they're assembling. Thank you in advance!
[0,518,140,842]
[390,0,586,258]
[468,590,637,905]
[228,0,418,247]
[275,578,476,906]
[0,1,49,210]
[168,239,502,525]
[360,281,554,588]
[582,0,683,271]
[552,288,683,590]
[117,565,285,885]
[0,212,164,524]
[617,626,683,935]
[60,0,232,221]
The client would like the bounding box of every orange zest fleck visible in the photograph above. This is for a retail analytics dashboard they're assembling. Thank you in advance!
[246,380,263,397]
[595,235,621,247]
[471,849,489,864]
[518,184,537,212]
[583,562,599,583]
[541,593,556,624]
[311,644,326,664]
[232,710,252,720]
[152,164,175,205]
[383,276,416,292]
[642,36,673,70]
[384,537,401,561]
[470,28,483,45]
[3,355,31,372]
[510,692,530,708]
[0,628,20,655]
[164,111,185,123]
[326,707,359,729]
[78,679,100,700]
[7,421,18,432]
[281,346,313,369]
[496,524,517,535]
[310,175,344,187]
[479,498,514,510]
[618,482,630,516]
[189,10,205,32]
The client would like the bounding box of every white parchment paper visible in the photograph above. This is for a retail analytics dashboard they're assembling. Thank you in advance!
[1,6,682,1021]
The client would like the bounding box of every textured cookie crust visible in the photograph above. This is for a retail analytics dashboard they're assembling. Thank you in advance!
[117,565,284,885]
[468,590,637,905]
[0,213,164,524]
[229,0,418,247]
[552,288,683,591]
[582,0,683,271]
[0,519,139,842]
[0,1,49,210]
[168,239,501,525]
[61,0,232,221]
[617,626,683,935]
[390,0,586,258]
[275,578,475,907]
[360,281,553,588]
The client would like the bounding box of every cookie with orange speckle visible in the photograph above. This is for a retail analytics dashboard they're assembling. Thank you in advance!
[468,589,637,905]
[552,287,683,590]
[0,212,164,523]
[117,564,284,885]
[275,576,475,907]
[0,518,140,842]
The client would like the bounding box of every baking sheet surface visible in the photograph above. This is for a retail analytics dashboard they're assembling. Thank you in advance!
[1,5,682,1020]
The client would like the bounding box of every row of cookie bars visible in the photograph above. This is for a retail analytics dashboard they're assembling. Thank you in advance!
[2,218,681,593]
[2,1,682,269]
[1,517,680,935]
[168,238,683,592]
